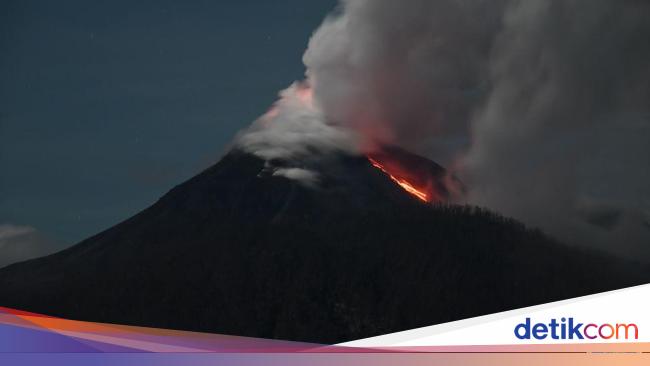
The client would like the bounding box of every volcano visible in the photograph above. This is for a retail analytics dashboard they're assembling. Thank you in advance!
[0,147,647,344]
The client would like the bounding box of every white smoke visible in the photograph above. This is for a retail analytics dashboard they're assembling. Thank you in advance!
[235,82,358,184]
[272,167,319,186]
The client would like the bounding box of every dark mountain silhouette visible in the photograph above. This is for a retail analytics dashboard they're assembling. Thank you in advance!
[0,147,647,344]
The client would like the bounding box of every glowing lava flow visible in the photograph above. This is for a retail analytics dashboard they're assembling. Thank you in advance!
[367,157,429,202]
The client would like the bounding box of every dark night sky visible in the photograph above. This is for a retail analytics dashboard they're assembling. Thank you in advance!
[0,0,337,253]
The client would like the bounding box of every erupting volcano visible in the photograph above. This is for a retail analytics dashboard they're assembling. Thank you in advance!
[2,0,648,350]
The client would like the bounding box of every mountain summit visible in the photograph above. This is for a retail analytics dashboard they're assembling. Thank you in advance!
[0,147,647,343]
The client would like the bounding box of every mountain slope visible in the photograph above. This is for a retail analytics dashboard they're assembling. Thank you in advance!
[0,149,647,344]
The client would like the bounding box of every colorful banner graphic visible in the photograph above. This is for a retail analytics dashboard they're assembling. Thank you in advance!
[2,285,650,365]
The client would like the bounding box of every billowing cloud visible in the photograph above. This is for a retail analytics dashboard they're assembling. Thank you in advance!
[0,224,57,268]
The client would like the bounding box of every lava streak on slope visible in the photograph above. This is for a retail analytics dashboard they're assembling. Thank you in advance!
[365,145,457,204]
[367,157,430,202]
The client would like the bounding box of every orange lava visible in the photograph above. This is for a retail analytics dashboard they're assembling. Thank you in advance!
[368,157,429,202]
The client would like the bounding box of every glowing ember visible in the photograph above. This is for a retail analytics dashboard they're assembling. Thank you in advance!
[295,84,314,105]
[367,157,429,202]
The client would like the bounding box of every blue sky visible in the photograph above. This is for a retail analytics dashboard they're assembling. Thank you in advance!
[0,0,336,253]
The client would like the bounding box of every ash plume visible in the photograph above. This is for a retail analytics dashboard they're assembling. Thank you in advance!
[237,0,650,258]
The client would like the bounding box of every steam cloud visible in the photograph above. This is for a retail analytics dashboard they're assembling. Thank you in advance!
[238,0,650,258]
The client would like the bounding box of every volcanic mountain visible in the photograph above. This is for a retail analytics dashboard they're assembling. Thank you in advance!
[0,147,647,344]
